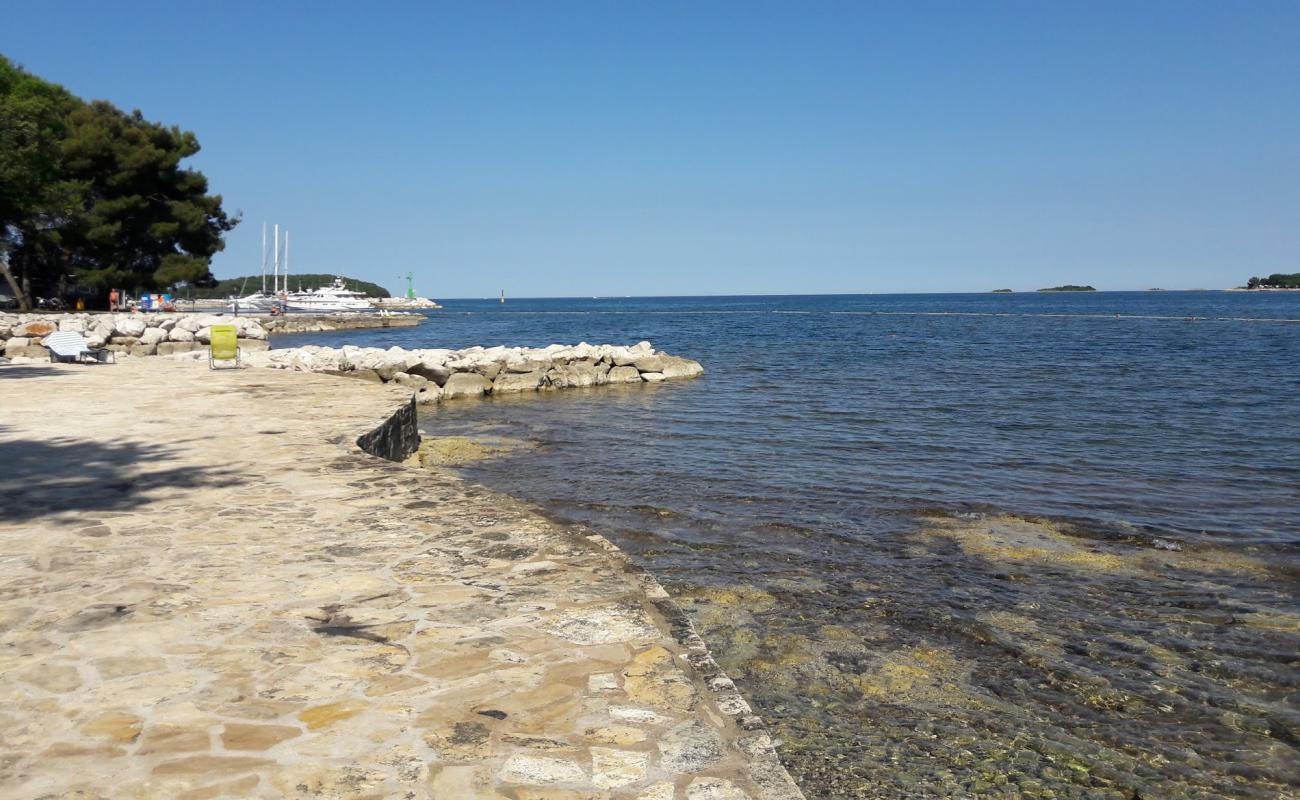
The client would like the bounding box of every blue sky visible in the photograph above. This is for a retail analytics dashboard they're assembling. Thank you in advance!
[6,1,1298,296]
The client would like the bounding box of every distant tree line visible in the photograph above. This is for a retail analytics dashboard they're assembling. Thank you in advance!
[0,54,236,310]
[194,274,390,300]
[1245,273,1300,289]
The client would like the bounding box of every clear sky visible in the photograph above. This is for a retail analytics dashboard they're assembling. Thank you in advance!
[5,1,1298,296]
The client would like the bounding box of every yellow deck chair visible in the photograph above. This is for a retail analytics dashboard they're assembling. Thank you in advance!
[208,324,241,369]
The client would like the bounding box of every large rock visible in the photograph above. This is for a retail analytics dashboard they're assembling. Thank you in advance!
[607,366,642,384]
[168,326,195,342]
[156,341,199,356]
[90,319,115,342]
[473,361,503,380]
[138,327,167,346]
[58,318,86,333]
[659,355,705,379]
[4,337,30,357]
[115,317,147,337]
[504,358,550,374]
[493,370,547,393]
[129,343,157,357]
[641,372,667,383]
[15,320,57,337]
[237,319,268,340]
[407,360,451,386]
[390,372,430,390]
[7,344,48,359]
[371,358,405,382]
[632,355,668,373]
[442,372,493,399]
[548,362,602,389]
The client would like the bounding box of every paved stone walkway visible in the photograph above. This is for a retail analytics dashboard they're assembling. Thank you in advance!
[0,360,803,800]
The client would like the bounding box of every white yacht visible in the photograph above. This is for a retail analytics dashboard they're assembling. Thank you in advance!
[226,224,378,314]
[282,277,375,313]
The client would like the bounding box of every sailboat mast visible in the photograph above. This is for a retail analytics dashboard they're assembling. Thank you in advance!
[284,231,290,292]
[273,223,280,294]
[260,222,268,294]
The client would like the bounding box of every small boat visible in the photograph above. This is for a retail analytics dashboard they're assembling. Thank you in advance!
[500,290,506,304]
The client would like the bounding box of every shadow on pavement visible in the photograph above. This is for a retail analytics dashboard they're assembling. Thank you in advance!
[0,425,244,523]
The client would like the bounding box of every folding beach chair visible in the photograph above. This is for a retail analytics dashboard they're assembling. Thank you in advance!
[46,331,115,364]
[208,324,241,369]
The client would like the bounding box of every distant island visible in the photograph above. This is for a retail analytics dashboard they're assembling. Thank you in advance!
[1037,285,1096,292]
[1244,273,1300,289]
[192,274,392,299]
[990,288,1013,293]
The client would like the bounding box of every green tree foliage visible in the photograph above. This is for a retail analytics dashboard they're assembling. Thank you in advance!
[192,274,391,300]
[0,55,236,309]
[1246,273,1300,289]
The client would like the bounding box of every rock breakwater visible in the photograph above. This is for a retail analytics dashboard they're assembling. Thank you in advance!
[0,311,268,360]
[0,311,420,361]
[187,341,705,402]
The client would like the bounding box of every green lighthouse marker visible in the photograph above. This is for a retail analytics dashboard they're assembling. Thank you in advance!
[402,272,416,300]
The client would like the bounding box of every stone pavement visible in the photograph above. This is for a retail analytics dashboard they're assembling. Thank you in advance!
[0,359,804,800]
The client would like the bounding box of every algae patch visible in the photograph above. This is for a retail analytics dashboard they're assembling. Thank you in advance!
[415,435,531,468]
[920,514,1128,572]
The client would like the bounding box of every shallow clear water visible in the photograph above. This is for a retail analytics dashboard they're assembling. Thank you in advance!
[278,293,1300,799]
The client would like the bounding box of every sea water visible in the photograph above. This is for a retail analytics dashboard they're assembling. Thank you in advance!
[276,292,1300,799]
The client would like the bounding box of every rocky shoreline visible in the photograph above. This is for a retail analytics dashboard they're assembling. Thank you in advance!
[171,341,706,403]
[0,358,802,800]
[0,311,420,360]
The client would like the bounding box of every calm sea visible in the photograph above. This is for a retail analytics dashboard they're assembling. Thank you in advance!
[277,292,1300,799]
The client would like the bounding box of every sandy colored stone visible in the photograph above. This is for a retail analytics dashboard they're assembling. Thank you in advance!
[17,664,81,692]
[94,655,166,679]
[430,764,498,799]
[636,783,677,800]
[177,775,262,799]
[298,699,367,730]
[41,741,126,758]
[623,645,697,711]
[220,723,301,751]
[79,711,144,743]
[542,604,660,645]
[659,721,725,773]
[137,723,212,755]
[591,747,649,788]
[513,790,610,800]
[688,778,752,799]
[585,725,648,745]
[587,673,619,692]
[498,754,587,785]
[423,718,495,761]
[365,673,427,696]
[152,755,274,775]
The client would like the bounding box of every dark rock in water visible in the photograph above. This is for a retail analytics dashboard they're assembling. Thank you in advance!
[407,360,451,386]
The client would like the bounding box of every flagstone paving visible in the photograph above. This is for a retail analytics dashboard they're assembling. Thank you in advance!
[0,359,803,800]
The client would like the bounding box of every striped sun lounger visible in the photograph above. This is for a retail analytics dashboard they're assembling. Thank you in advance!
[45,331,115,364]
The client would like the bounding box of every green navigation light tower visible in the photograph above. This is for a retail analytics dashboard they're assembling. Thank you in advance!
[402,272,416,300]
